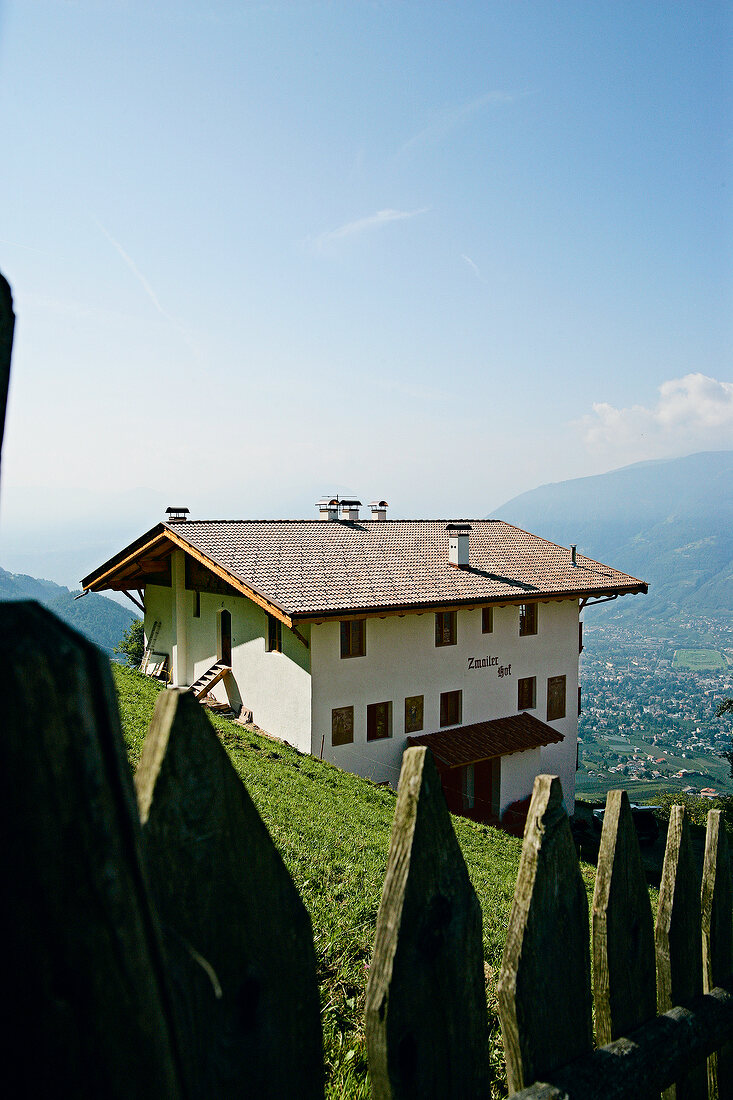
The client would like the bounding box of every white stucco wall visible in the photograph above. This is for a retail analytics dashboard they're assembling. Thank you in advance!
[499,748,542,813]
[145,577,312,753]
[310,600,580,810]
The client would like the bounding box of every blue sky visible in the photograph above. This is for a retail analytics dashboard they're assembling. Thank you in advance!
[0,1,731,580]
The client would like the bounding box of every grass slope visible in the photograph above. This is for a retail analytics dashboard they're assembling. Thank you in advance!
[115,664,597,1098]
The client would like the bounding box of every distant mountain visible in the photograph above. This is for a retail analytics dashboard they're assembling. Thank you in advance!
[0,566,139,654]
[490,452,733,627]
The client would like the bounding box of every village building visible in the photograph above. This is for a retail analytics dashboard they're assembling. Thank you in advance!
[81,499,647,821]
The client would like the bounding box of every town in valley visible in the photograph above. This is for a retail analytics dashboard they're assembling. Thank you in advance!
[577,613,733,801]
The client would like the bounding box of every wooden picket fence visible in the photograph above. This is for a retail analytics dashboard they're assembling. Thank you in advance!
[0,277,731,1097]
[2,602,732,1099]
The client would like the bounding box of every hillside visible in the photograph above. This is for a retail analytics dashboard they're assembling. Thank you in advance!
[114,664,528,1097]
[490,451,733,629]
[0,566,138,654]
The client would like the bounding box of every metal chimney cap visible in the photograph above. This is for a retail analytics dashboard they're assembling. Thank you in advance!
[340,498,362,508]
[446,522,472,533]
[370,500,389,508]
[166,506,190,522]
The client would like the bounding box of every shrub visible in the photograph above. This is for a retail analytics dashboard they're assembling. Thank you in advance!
[113,618,144,668]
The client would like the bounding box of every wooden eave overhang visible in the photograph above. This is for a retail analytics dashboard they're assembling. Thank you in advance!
[293,580,648,624]
[81,524,295,628]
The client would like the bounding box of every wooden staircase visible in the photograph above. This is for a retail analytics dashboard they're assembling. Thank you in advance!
[188,660,231,701]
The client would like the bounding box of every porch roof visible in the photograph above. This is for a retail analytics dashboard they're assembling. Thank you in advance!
[407,712,564,769]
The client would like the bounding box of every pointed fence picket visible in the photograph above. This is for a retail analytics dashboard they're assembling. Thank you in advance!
[365,745,490,1099]
[2,601,732,1098]
[702,811,733,1096]
[498,781,733,1100]
[135,689,323,1098]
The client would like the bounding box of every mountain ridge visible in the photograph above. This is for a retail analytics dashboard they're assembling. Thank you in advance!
[489,451,733,625]
[0,566,139,654]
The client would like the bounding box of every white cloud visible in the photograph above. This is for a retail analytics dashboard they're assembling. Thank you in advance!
[578,373,733,461]
[461,254,483,281]
[310,206,429,249]
[399,90,520,156]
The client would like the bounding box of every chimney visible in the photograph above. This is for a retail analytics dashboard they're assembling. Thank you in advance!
[317,497,339,521]
[570,544,578,566]
[166,506,189,523]
[370,499,388,521]
[339,498,361,522]
[446,522,471,567]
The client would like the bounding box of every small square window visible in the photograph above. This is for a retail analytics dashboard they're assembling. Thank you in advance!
[267,613,282,653]
[435,611,457,647]
[367,701,392,741]
[481,607,493,634]
[547,675,566,722]
[519,603,538,637]
[518,676,536,711]
[340,619,366,658]
[332,706,354,746]
[440,689,462,728]
[404,695,424,734]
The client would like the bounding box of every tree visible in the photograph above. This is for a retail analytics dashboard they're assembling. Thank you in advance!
[114,618,144,668]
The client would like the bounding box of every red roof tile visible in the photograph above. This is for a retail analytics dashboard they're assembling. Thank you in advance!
[408,712,564,768]
[82,518,648,618]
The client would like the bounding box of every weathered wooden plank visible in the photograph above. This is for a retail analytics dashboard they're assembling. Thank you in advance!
[0,270,15,463]
[135,688,323,1098]
[506,985,733,1099]
[702,809,733,1098]
[0,602,184,1097]
[656,804,707,1100]
[592,789,656,1046]
[497,775,592,1095]
[365,746,490,1100]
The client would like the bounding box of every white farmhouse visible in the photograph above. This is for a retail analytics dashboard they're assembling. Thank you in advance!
[81,500,647,821]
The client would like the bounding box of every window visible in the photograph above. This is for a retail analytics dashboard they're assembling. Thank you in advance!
[340,619,366,658]
[193,590,200,618]
[578,686,582,715]
[332,706,354,746]
[518,676,536,711]
[367,701,392,741]
[440,689,462,727]
[579,621,584,653]
[404,695,424,734]
[267,612,282,653]
[519,603,538,637]
[547,675,566,722]
[481,607,493,634]
[435,611,457,647]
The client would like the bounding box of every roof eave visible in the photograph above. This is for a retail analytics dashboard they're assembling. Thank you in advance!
[291,581,648,622]
[81,523,295,627]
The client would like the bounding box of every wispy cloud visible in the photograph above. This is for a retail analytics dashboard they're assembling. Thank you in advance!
[576,373,733,463]
[399,90,519,156]
[461,254,484,282]
[310,206,429,249]
[93,216,176,323]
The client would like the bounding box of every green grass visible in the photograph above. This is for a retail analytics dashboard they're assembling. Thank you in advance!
[112,665,595,1098]
[672,647,726,670]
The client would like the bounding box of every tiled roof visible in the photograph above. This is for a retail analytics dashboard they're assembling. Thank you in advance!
[163,518,646,617]
[408,712,564,768]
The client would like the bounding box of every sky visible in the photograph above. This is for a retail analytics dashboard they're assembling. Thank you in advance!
[0,1,731,583]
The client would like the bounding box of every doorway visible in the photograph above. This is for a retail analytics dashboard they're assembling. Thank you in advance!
[218,609,232,665]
